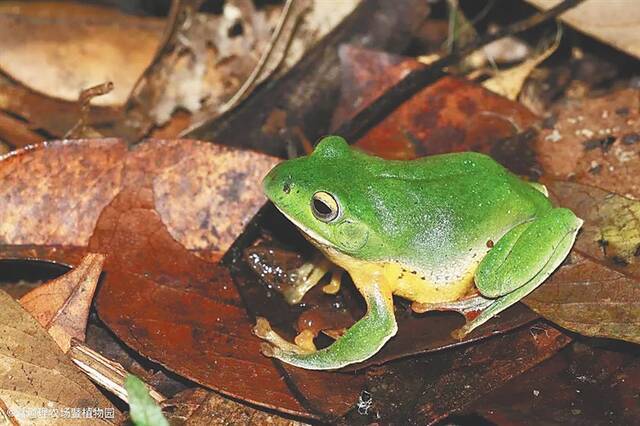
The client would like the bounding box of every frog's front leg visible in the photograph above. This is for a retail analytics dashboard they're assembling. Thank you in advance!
[454,208,582,338]
[283,255,332,304]
[254,280,397,370]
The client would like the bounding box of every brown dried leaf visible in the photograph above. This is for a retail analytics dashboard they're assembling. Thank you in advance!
[523,181,640,344]
[332,46,538,164]
[0,2,162,106]
[0,289,122,425]
[527,0,640,60]
[0,139,273,252]
[536,88,640,198]
[19,253,104,352]
[90,186,310,417]
[340,323,570,424]
[164,388,307,425]
[0,139,316,417]
[469,342,640,425]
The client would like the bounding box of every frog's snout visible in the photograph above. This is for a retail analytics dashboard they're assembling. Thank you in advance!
[262,164,292,202]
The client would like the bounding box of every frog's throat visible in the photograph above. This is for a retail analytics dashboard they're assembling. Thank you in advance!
[275,206,337,249]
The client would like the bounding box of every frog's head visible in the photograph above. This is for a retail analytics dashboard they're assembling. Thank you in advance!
[263,136,377,258]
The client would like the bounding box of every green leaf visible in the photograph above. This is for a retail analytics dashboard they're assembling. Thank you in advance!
[125,374,169,426]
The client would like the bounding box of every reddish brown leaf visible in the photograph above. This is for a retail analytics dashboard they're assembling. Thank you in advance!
[0,139,275,252]
[340,323,570,424]
[91,186,310,417]
[163,388,303,425]
[408,325,571,425]
[0,139,318,417]
[469,342,640,425]
[536,88,640,198]
[331,46,538,162]
[523,181,640,344]
[19,253,104,352]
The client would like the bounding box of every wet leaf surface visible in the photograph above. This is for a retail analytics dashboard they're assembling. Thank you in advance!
[468,341,640,425]
[229,209,367,417]
[340,323,571,425]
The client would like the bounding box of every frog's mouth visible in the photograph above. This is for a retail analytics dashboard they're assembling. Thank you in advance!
[273,205,336,250]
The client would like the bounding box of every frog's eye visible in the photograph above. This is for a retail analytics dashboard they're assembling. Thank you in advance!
[311,191,340,222]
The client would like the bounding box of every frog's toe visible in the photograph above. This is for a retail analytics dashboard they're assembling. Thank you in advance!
[253,317,315,355]
[283,261,331,304]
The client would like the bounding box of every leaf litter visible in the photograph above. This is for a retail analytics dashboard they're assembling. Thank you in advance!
[0,0,638,424]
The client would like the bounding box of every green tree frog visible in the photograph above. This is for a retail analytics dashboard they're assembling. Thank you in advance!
[254,136,582,370]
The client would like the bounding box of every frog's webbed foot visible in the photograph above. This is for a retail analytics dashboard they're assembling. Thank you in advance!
[411,294,494,317]
[253,317,316,356]
[283,256,342,304]
[254,283,397,370]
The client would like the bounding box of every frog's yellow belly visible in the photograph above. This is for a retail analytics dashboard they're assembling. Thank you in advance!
[320,244,479,304]
[383,261,478,303]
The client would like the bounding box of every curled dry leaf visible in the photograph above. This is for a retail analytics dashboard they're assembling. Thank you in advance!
[0,2,163,106]
[0,290,122,425]
[523,181,640,344]
[536,87,640,198]
[527,0,640,60]
[19,253,104,352]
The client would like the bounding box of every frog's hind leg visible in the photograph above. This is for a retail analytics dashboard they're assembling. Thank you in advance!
[254,281,397,370]
[453,208,582,338]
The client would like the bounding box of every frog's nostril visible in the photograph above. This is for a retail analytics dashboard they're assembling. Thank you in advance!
[283,181,291,194]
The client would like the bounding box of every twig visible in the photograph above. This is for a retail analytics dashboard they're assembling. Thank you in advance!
[335,0,586,142]
[181,0,311,136]
[64,81,114,139]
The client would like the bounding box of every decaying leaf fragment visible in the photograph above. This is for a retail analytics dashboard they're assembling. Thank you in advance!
[524,181,640,344]
[0,290,121,425]
[19,253,104,352]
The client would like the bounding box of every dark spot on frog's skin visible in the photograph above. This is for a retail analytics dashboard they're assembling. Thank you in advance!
[582,136,616,152]
[615,107,630,116]
[611,256,629,267]
[282,182,291,194]
[621,133,640,145]
[421,276,426,281]
[486,240,494,248]
[411,270,417,275]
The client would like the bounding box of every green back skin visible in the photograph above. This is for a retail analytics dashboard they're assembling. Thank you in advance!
[263,136,552,278]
